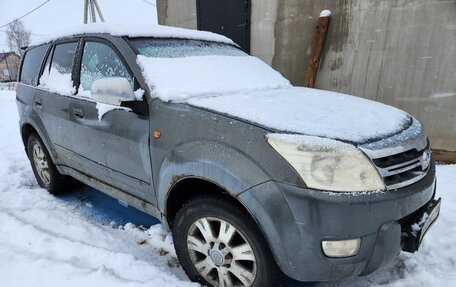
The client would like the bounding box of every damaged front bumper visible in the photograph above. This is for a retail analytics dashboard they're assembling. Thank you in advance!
[401,197,441,253]
[239,162,439,282]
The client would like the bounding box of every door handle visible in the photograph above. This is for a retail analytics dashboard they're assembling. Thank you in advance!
[35,98,42,107]
[72,108,84,119]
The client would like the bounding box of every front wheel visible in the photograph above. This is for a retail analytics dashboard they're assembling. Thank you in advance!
[173,196,284,287]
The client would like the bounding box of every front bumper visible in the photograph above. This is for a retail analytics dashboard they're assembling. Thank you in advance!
[239,163,437,282]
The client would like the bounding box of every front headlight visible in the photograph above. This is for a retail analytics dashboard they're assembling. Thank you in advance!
[267,134,385,192]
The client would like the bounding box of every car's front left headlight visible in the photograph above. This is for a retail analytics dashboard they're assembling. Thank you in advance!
[267,134,385,192]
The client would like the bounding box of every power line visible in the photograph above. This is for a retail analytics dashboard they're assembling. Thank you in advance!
[27,3,83,26]
[140,0,156,7]
[0,0,51,29]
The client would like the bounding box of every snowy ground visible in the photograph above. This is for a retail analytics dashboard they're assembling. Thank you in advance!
[0,90,455,286]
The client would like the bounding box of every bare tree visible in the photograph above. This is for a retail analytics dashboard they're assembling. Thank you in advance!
[6,20,31,57]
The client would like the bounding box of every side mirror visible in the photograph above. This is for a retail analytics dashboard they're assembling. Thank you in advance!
[91,77,135,106]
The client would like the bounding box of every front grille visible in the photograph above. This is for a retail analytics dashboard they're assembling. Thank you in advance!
[372,146,430,190]
[373,149,424,168]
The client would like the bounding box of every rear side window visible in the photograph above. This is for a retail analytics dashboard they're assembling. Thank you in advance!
[40,42,78,95]
[51,42,78,74]
[20,44,50,86]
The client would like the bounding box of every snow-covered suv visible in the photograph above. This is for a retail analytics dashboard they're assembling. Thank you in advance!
[16,24,440,287]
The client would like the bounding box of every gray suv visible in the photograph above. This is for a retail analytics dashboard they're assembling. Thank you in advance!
[16,25,440,287]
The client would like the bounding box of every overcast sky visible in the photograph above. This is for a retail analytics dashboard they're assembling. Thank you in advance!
[0,0,157,52]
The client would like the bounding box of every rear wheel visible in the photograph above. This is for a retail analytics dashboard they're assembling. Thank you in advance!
[27,133,74,194]
[173,195,284,287]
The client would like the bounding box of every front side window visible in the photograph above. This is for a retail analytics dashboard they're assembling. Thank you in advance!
[78,41,133,95]
[39,42,78,95]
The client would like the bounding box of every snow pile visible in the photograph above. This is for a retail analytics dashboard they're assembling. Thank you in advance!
[320,10,332,17]
[96,102,131,121]
[137,55,291,102]
[0,82,14,90]
[31,23,234,47]
[188,87,411,143]
[39,67,74,96]
[134,88,145,100]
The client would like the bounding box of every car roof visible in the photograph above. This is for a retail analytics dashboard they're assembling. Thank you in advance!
[29,23,234,48]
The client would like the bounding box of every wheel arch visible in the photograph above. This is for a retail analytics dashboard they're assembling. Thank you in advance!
[21,123,37,149]
[165,177,248,228]
[20,121,58,164]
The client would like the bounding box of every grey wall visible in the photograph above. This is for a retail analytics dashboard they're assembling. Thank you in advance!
[318,0,456,153]
[157,0,197,29]
[157,0,456,153]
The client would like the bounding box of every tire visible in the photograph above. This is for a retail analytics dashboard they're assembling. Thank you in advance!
[173,195,284,287]
[27,133,74,194]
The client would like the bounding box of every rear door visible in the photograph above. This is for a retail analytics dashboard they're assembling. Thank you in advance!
[35,40,80,166]
[67,38,153,202]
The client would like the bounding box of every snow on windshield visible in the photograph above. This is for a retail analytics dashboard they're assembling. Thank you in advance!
[131,39,245,58]
[137,54,291,102]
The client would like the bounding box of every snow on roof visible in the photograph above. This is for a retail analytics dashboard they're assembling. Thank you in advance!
[0,52,20,62]
[30,23,234,47]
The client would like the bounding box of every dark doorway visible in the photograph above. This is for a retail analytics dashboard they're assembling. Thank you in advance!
[196,0,251,53]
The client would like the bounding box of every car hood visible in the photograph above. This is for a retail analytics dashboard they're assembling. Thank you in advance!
[186,87,412,144]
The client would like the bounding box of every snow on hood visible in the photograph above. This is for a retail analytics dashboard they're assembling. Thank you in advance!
[187,87,411,143]
[30,23,234,47]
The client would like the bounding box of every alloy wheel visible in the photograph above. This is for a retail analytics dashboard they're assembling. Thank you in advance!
[187,217,257,287]
[32,143,51,185]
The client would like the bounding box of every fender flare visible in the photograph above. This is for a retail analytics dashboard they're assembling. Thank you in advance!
[155,140,271,214]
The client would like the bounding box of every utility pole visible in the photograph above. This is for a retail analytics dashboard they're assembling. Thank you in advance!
[93,0,105,22]
[84,0,88,24]
[83,0,105,24]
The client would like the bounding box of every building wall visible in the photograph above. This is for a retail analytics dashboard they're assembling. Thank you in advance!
[317,0,456,153]
[157,0,197,29]
[157,0,456,153]
[0,54,20,82]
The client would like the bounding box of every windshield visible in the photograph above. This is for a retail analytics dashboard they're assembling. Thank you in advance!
[129,38,246,58]
[130,37,291,102]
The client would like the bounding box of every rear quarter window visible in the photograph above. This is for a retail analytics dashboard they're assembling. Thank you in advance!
[20,44,50,86]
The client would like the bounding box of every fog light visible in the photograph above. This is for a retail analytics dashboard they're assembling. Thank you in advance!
[321,238,361,258]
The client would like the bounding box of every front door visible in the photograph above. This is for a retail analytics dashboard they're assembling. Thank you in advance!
[67,39,153,202]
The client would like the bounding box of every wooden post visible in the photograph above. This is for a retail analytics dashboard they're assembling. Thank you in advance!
[304,10,331,88]
[93,0,105,22]
[83,0,88,24]
[90,0,97,23]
